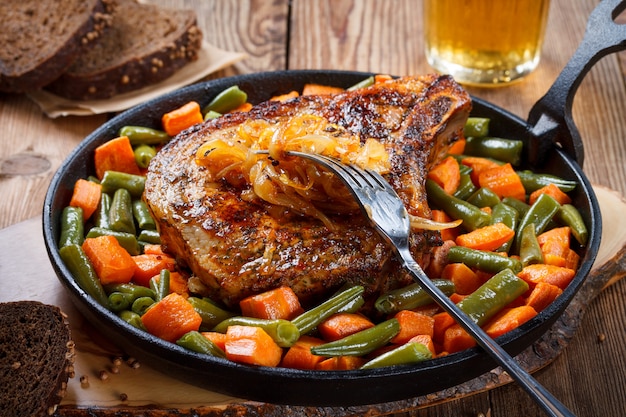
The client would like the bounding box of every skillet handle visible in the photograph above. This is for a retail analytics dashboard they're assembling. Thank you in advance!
[527,0,626,167]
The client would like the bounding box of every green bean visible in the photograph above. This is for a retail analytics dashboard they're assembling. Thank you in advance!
[464,137,523,166]
[212,317,300,348]
[100,170,145,197]
[134,145,156,169]
[108,291,133,312]
[374,279,456,314]
[138,229,161,244]
[502,197,530,218]
[150,269,170,301]
[104,283,156,300]
[426,179,491,232]
[447,246,523,274]
[516,170,577,193]
[86,227,140,255]
[310,318,400,357]
[360,341,432,369]
[59,244,108,307]
[347,76,375,91]
[119,310,145,330]
[203,110,222,120]
[453,172,478,201]
[132,200,156,231]
[514,193,561,252]
[188,297,236,329]
[557,204,588,246]
[176,331,226,358]
[519,223,544,267]
[463,117,490,138]
[457,269,529,326]
[118,126,170,146]
[291,285,365,335]
[490,202,519,253]
[93,192,111,229]
[109,188,136,235]
[58,206,84,248]
[202,85,248,115]
[467,187,501,208]
[131,296,155,316]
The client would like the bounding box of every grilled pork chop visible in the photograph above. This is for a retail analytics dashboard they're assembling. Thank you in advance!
[144,74,472,308]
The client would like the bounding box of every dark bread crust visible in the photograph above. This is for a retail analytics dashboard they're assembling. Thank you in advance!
[0,0,115,93]
[45,0,203,100]
[0,301,75,417]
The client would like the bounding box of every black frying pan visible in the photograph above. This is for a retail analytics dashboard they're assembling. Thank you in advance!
[42,0,624,407]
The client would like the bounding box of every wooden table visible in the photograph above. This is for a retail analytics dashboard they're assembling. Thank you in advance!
[1,1,625,416]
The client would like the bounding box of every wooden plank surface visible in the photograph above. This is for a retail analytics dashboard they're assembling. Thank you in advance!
[1,0,625,416]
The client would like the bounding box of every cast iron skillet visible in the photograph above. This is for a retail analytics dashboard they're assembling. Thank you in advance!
[43,0,624,407]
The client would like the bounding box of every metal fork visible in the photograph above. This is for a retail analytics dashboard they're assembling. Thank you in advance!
[287,150,575,417]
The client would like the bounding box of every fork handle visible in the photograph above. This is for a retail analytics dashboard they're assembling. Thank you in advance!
[395,247,575,417]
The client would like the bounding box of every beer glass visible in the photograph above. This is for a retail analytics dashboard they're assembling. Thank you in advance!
[423,0,550,86]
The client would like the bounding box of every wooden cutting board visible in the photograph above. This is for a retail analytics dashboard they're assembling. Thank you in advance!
[1,186,624,417]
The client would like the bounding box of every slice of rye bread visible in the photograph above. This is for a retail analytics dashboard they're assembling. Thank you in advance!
[45,0,203,100]
[0,301,75,417]
[0,0,115,93]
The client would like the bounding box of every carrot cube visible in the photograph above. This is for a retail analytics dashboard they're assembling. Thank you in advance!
[239,286,304,320]
[225,325,283,367]
[141,293,202,343]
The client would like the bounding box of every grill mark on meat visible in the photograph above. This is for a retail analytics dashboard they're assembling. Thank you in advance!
[144,74,472,308]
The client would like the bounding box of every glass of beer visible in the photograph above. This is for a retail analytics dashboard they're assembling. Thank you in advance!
[423,0,550,86]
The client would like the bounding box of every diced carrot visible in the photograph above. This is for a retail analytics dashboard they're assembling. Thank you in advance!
[143,244,168,256]
[441,263,482,295]
[141,293,202,343]
[315,356,366,371]
[447,138,466,155]
[407,334,437,356]
[318,313,375,342]
[281,335,325,370]
[528,183,572,205]
[432,312,455,344]
[224,325,283,367]
[427,156,461,195]
[161,101,203,137]
[481,206,492,215]
[301,83,344,96]
[517,264,576,290]
[443,324,476,353]
[484,306,537,338]
[374,74,393,84]
[449,293,467,304]
[94,136,141,180]
[270,91,299,102]
[478,163,526,201]
[455,222,515,252]
[69,179,102,221]
[390,310,435,344]
[229,102,253,113]
[565,249,580,270]
[461,156,501,185]
[538,226,571,262]
[537,226,571,246]
[201,331,227,351]
[239,286,304,320]
[132,253,177,287]
[543,253,567,267]
[525,282,563,312]
[82,236,137,285]
[432,209,460,241]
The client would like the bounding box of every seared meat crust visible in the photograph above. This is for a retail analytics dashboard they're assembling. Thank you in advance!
[144,74,471,307]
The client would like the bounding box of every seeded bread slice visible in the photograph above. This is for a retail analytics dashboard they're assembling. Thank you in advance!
[0,0,115,93]
[46,0,203,100]
[0,301,75,417]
